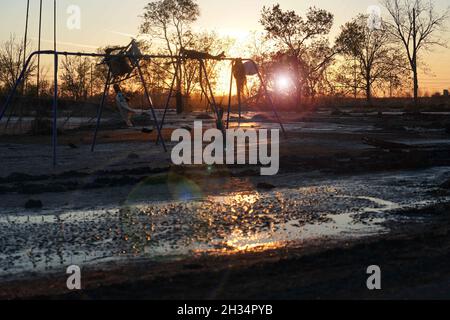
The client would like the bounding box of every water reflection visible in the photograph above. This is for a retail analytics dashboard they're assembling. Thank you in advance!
[0,170,447,277]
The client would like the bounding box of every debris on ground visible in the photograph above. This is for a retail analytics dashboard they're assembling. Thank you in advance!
[257,182,276,190]
[196,114,214,120]
[24,199,43,209]
[127,153,140,160]
[68,143,78,149]
[141,128,153,134]
[362,137,414,151]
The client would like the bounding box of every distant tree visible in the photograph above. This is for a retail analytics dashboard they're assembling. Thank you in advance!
[242,32,272,101]
[335,14,408,103]
[60,56,92,101]
[260,4,336,105]
[302,39,336,99]
[0,35,35,94]
[140,0,199,55]
[382,0,449,105]
[140,0,200,113]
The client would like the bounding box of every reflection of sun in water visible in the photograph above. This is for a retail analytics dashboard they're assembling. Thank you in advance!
[224,229,283,253]
[200,192,284,254]
[221,193,260,207]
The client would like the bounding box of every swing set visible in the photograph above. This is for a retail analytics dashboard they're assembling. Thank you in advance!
[0,3,286,167]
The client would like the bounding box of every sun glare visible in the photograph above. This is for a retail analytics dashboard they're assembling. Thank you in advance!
[276,74,292,92]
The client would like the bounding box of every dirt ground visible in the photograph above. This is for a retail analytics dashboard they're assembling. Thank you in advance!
[3,212,450,300]
[1,109,450,299]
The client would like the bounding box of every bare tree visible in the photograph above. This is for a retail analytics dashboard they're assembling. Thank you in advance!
[302,39,336,99]
[335,14,408,103]
[243,32,276,104]
[382,0,449,105]
[0,35,35,94]
[140,0,199,55]
[60,56,92,101]
[260,4,337,106]
[140,0,200,113]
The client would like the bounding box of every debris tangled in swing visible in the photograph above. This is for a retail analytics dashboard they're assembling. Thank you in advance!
[180,48,226,61]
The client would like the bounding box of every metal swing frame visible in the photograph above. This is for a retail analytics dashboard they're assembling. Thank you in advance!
[0,47,171,167]
[156,56,286,139]
[0,43,286,167]
[91,40,168,153]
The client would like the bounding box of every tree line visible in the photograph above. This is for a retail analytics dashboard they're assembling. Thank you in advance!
[0,0,448,109]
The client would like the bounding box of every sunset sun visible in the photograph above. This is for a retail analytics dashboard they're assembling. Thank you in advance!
[275,74,293,92]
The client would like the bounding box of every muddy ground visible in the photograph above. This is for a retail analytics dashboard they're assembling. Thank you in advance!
[1,109,450,299]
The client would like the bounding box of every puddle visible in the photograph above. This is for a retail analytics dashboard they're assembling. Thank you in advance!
[1,166,450,279]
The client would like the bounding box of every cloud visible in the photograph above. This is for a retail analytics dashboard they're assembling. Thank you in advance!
[105,30,154,43]
[105,30,137,38]
[31,37,99,50]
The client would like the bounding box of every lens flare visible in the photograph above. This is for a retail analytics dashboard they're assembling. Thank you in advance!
[276,74,292,92]
[168,174,203,201]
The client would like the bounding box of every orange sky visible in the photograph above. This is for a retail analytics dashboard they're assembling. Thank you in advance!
[1,0,449,93]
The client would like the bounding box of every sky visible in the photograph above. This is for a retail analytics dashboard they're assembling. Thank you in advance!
[1,0,449,93]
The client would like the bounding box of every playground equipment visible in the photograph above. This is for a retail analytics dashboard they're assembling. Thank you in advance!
[158,48,286,134]
[1,2,286,167]
[0,39,286,167]
[90,40,169,153]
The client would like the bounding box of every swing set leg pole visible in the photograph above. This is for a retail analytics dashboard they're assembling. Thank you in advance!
[200,61,221,126]
[226,63,233,129]
[237,85,242,128]
[136,63,167,152]
[256,69,287,137]
[0,54,35,122]
[91,69,111,152]
[157,59,180,145]
[198,61,213,113]
[52,54,59,167]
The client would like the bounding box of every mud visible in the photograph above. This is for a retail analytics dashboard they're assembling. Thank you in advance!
[1,109,450,299]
